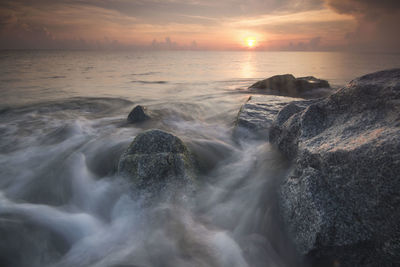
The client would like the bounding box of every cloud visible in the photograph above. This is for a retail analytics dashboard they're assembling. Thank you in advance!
[0,0,321,50]
[0,0,398,51]
[326,0,400,16]
[261,36,330,51]
[150,37,198,50]
[228,8,354,50]
[325,0,400,52]
[1,0,325,25]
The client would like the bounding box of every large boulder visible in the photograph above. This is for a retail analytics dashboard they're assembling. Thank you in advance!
[269,69,400,266]
[118,129,196,191]
[249,74,330,98]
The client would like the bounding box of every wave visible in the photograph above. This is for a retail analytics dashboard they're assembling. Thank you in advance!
[130,72,160,76]
[130,80,168,84]
[1,78,21,83]
[0,97,133,119]
[41,76,67,79]
[0,128,294,266]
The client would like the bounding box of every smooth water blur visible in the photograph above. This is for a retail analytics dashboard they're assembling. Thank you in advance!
[0,50,399,267]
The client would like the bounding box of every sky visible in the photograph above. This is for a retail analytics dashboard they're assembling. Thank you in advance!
[0,0,399,51]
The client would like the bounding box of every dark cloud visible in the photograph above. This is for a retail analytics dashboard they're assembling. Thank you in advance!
[326,0,400,16]
[325,0,400,52]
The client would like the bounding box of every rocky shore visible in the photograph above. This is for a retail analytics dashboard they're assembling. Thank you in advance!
[119,69,399,266]
[237,69,400,266]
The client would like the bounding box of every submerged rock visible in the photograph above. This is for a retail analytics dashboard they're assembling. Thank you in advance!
[270,69,400,266]
[234,95,305,139]
[127,105,150,123]
[249,74,330,97]
[118,129,196,191]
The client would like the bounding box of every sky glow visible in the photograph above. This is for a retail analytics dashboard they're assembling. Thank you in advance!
[0,0,399,51]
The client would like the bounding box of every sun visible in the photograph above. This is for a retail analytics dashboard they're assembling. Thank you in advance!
[246,37,256,48]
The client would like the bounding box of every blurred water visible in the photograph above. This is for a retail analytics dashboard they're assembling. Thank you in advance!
[0,50,399,267]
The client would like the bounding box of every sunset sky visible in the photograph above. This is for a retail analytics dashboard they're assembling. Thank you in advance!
[1,0,399,51]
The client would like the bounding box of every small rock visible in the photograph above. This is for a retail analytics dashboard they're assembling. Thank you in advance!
[127,105,150,123]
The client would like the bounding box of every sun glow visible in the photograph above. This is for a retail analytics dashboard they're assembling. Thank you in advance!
[246,37,256,48]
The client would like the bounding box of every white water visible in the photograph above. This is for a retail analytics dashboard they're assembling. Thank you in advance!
[0,99,294,266]
[0,50,399,266]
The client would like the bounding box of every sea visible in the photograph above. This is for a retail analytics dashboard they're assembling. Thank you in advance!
[0,50,399,267]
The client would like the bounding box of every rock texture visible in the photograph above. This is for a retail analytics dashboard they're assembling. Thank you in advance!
[127,105,150,123]
[118,129,196,191]
[269,69,400,266]
[249,74,330,97]
[234,95,305,139]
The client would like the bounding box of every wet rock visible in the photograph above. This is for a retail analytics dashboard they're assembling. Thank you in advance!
[127,105,150,123]
[234,95,306,139]
[270,69,400,266]
[118,129,196,191]
[249,74,330,97]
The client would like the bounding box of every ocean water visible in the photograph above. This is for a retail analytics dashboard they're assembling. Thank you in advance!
[0,50,399,267]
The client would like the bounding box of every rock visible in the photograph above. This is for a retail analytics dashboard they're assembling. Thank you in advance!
[118,129,196,191]
[249,74,330,97]
[127,105,150,123]
[269,69,400,266]
[234,95,306,139]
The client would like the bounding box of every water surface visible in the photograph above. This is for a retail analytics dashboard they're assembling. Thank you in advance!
[0,50,399,267]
